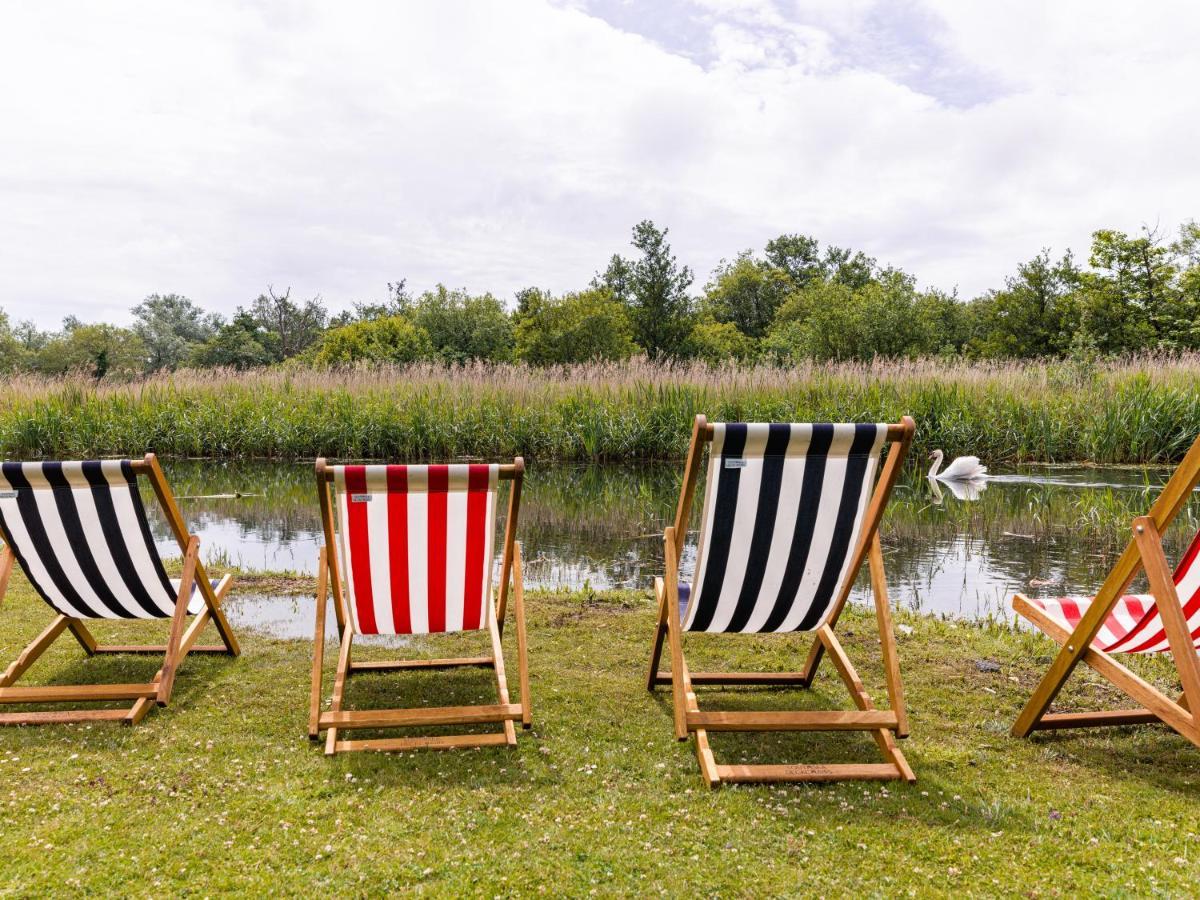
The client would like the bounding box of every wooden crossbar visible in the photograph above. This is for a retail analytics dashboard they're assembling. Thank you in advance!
[688,710,898,732]
[349,656,494,673]
[653,671,808,686]
[0,708,131,726]
[717,763,905,783]
[333,733,513,753]
[0,684,158,703]
[319,703,522,731]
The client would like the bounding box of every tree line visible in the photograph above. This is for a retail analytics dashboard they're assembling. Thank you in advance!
[2,219,1199,377]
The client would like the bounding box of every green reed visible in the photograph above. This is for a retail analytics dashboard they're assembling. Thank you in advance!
[3,355,1200,462]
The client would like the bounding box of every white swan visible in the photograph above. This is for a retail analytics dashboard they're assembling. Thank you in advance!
[928,449,987,482]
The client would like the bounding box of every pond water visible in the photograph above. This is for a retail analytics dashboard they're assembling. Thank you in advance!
[141,459,1200,636]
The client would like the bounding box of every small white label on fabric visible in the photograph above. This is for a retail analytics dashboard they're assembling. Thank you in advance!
[350,494,373,503]
[724,458,748,469]
[0,491,16,499]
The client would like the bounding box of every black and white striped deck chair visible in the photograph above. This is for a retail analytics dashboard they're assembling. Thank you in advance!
[647,415,916,786]
[0,455,239,726]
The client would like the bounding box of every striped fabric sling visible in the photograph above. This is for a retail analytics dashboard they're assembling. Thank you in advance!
[0,460,202,620]
[683,422,887,635]
[330,463,500,635]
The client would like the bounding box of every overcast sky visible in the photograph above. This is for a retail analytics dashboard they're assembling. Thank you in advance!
[2,0,1198,329]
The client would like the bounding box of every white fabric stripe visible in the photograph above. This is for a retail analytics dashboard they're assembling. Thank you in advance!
[776,453,849,632]
[743,429,811,633]
[683,444,722,630]
[704,449,763,634]
[101,464,176,616]
[807,451,881,632]
[336,490,364,633]
[0,487,91,618]
[364,482,394,635]
[407,491,430,634]
[444,491,468,632]
[482,490,497,616]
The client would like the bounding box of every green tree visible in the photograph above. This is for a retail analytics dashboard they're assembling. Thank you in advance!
[0,308,22,373]
[313,315,433,365]
[329,280,412,328]
[514,288,637,365]
[967,251,1080,358]
[190,311,278,369]
[596,220,694,359]
[251,287,327,360]
[410,286,514,363]
[36,323,146,377]
[701,252,792,339]
[683,318,757,364]
[131,293,220,371]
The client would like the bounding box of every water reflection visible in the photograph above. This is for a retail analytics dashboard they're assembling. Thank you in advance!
[141,459,1198,628]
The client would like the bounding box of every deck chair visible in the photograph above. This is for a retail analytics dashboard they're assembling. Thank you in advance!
[309,458,531,755]
[647,415,916,786]
[0,455,239,726]
[1012,431,1200,748]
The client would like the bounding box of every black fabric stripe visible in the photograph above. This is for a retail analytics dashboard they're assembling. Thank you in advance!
[42,463,136,618]
[724,424,792,633]
[758,424,834,633]
[82,461,170,617]
[0,463,105,618]
[687,424,747,632]
[794,424,880,631]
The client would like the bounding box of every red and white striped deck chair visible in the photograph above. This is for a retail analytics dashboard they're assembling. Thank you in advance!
[0,455,239,727]
[309,458,531,756]
[1013,431,1200,749]
[647,415,916,787]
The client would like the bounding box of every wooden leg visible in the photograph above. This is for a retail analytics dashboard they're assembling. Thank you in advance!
[1134,519,1200,739]
[156,537,199,706]
[198,569,240,657]
[0,547,14,610]
[65,619,98,655]
[869,535,909,738]
[309,548,330,740]
[487,595,518,747]
[646,578,669,692]
[326,629,353,756]
[511,542,532,728]
[0,616,68,687]
[664,529,688,741]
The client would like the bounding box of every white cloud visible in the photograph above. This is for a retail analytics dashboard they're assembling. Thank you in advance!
[0,0,1197,328]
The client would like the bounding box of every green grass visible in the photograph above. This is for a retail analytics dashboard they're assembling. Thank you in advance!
[3,355,1200,462]
[0,572,1197,896]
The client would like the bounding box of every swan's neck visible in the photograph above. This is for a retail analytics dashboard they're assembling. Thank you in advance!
[928,450,943,478]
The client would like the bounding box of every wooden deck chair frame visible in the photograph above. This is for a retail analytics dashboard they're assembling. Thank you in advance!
[309,457,531,755]
[1012,432,1200,747]
[0,454,239,726]
[647,415,916,786]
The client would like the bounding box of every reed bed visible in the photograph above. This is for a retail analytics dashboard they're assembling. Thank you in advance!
[2,355,1199,462]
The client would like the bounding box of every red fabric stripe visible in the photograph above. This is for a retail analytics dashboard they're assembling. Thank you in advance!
[462,465,490,630]
[386,466,411,634]
[427,465,449,633]
[1058,598,1081,628]
[343,466,378,635]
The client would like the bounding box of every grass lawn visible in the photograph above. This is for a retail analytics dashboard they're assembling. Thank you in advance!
[0,572,1196,896]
